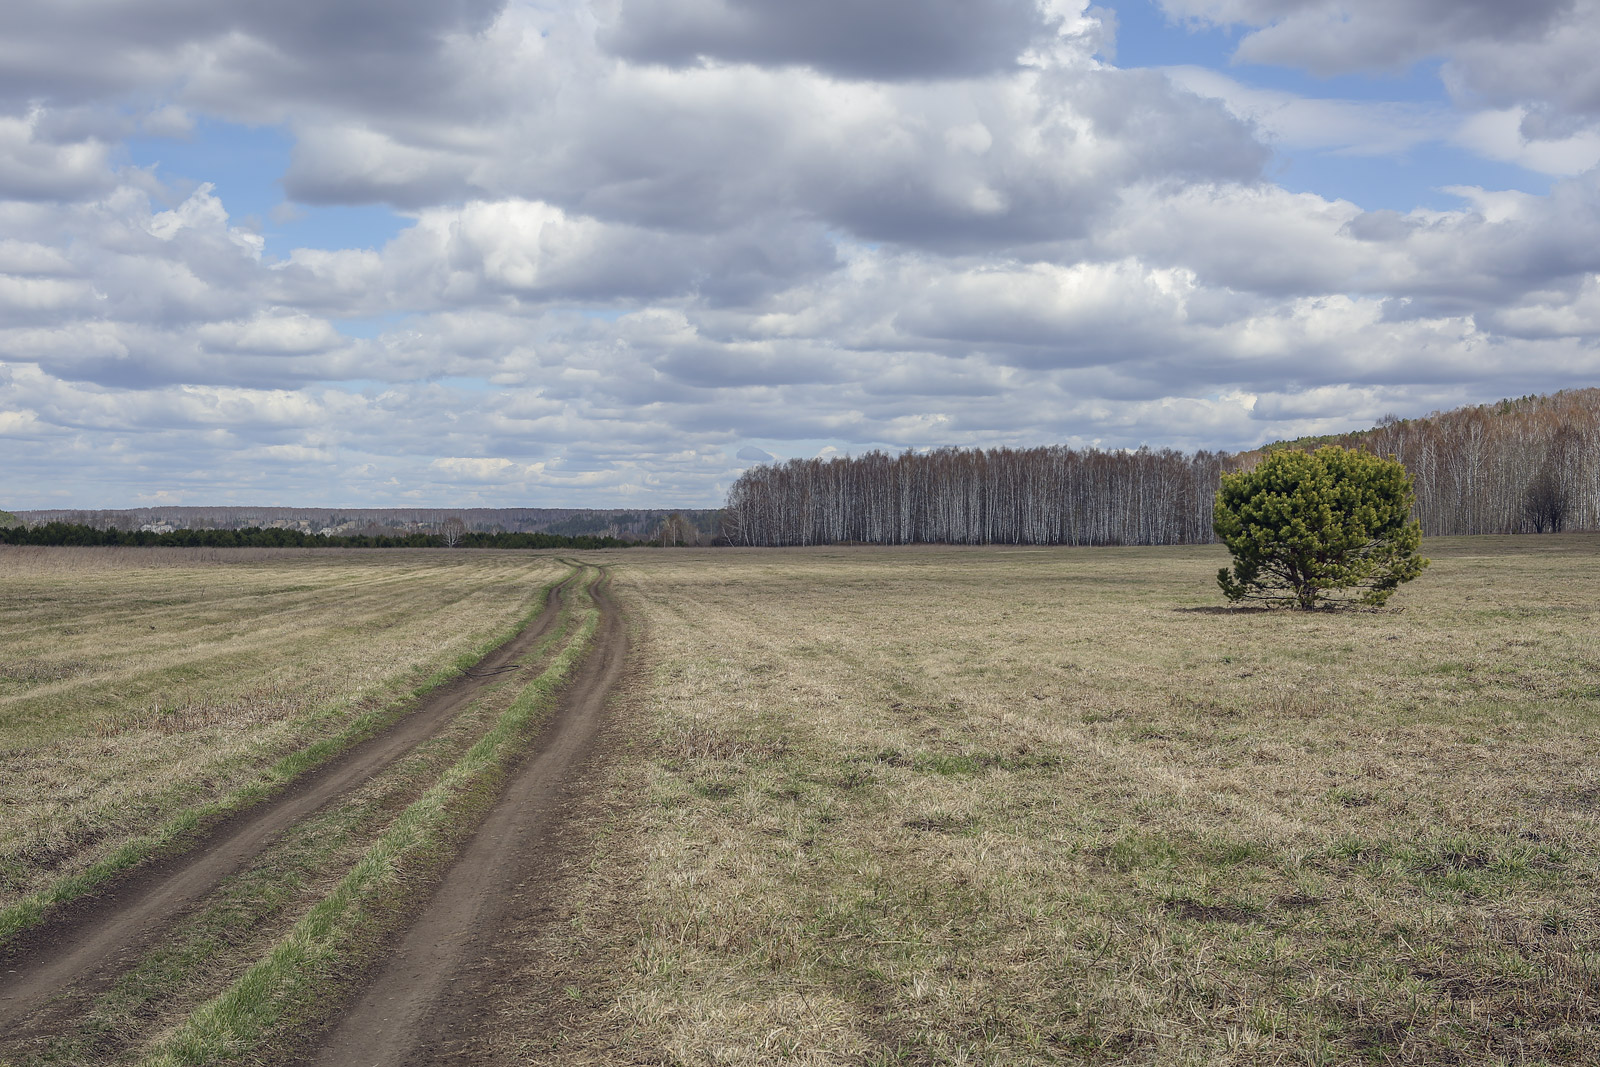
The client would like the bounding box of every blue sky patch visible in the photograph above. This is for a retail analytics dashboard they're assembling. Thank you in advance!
[125,118,409,255]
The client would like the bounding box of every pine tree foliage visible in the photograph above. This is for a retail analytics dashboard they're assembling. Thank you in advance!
[1214,447,1428,609]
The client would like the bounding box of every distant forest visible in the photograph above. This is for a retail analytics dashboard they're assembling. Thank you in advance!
[721,389,1600,546]
[5,507,720,544]
[0,525,636,551]
[8,392,1595,551]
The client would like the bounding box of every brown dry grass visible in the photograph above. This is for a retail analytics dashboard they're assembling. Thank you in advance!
[492,537,1600,1066]
[0,546,562,909]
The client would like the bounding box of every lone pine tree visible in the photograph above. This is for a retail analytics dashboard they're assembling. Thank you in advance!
[1214,446,1429,609]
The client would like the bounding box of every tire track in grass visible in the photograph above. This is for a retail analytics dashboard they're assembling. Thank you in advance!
[299,571,627,1066]
[134,566,624,1067]
[0,566,580,1035]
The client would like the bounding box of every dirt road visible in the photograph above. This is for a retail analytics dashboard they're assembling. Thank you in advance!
[300,573,628,1067]
[0,570,578,1038]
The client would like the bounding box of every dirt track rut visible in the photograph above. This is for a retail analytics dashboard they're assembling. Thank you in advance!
[301,573,627,1067]
[0,570,577,1036]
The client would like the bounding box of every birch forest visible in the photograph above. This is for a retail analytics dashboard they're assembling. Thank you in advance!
[720,389,1600,546]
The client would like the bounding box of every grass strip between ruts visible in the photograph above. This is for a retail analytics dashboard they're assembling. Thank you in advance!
[137,567,603,1067]
[0,566,576,947]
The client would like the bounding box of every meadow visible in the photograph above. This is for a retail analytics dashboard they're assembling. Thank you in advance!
[0,547,560,918]
[487,537,1600,1065]
[2,538,1597,1065]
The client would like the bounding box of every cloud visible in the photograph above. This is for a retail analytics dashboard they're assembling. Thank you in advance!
[4,1,1600,508]
[270,6,1265,252]
[1446,13,1600,123]
[1164,66,1451,156]
[0,0,506,119]
[195,312,345,355]
[1454,108,1600,176]
[1098,172,1600,307]
[281,125,482,209]
[891,259,1193,364]
[1157,0,1573,77]
[0,111,114,201]
[601,0,1061,81]
[1158,0,1600,152]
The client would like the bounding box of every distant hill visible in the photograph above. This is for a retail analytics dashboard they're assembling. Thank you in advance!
[9,506,721,544]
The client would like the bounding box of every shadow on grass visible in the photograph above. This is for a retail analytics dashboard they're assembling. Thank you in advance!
[1172,605,1274,614]
[1173,604,1406,615]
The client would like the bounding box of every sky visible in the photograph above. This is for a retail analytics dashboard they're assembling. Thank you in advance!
[3,0,1599,509]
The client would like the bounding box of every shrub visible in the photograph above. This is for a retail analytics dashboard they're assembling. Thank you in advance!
[1214,446,1428,609]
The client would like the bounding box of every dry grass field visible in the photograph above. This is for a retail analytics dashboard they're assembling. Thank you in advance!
[491,537,1600,1066]
[0,547,561,916]
[3,538,1596,1066]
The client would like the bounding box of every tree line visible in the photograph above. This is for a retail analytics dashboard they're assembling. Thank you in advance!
[1269,388,1600,537]
[7,506,721,541]
[722,446,1230,546]
[0,523,635,551]
[720,388,1600,546]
